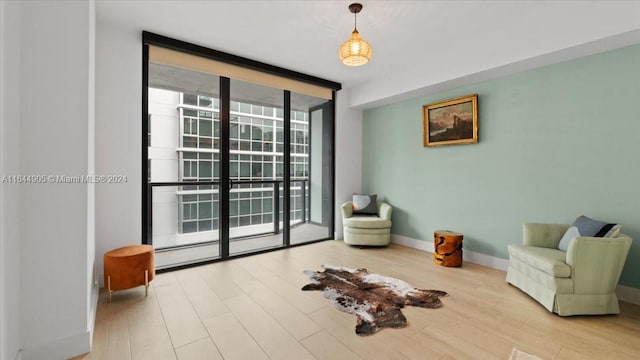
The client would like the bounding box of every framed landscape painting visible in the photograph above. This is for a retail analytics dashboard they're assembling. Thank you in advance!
[423,94,478,147]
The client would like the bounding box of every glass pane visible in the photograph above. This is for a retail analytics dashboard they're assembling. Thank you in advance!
[239,216,251,226]
[239,125,251,140]
[199,220,212,231]
[252,199,262,213]
[148,60,221,267]
[183,136,197,148]
[183,221,197,233]
[230,123,239,139]
[239,200,250,215]
[289,92,332,245]
[252,163,261,177]
[230,162,238,178]
[199,201,212,218]
[198,95,212,108]
[252,126,262,140]
[230,201,238,216]
[200,119,212,136]
[198,137,212,149]
[183,94,197,106]
[264,163,273,178]
[183,162,190,177]
[240,162,251,178]
[229,78,284,255]
[199,161,212,178]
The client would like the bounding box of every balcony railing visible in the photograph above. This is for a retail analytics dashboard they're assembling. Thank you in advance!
[147,179,308,249]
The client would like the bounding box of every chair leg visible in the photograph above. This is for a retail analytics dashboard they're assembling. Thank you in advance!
[107,275,112,303]
[145,270,149,297]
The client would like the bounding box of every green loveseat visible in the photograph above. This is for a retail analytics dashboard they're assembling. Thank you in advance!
[506,223,632,316]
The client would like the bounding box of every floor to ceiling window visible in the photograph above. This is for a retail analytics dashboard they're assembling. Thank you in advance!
[143,32,340,269]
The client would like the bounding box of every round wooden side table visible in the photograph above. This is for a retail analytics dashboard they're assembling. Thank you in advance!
[433,230,463,267]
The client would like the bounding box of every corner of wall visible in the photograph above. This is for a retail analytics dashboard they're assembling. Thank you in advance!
[86,0,98,348]
[334,88,363,239]
[18,1,94,358]
[0,1,22,359]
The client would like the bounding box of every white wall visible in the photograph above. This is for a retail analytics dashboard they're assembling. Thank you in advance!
[86,0,99,349]
[17,1,95,358]
[1,1,23,359]
[95,22,143,279]
[334,88,363,239]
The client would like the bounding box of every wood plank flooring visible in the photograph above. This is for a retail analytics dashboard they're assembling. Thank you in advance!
[74,240,640,360]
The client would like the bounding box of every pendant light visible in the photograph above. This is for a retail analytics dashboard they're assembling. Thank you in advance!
[339,3,372,66]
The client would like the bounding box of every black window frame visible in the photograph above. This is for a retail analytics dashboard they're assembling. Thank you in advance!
[142,31,340,269]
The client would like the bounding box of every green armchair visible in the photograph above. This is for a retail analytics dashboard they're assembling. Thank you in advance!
[341,201,392,246]
[506,223,632,316]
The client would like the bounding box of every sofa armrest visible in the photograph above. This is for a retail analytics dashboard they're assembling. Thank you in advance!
[341,201,353,219]
[566,235,632,294]
[378,202,393,221]
[523,223,570,248]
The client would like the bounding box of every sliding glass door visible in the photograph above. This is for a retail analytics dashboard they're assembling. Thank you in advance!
[289,93,334,245]
[143,33,340,269]
[227,78,284,255]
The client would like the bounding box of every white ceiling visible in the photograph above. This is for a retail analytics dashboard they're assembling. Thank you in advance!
[97,0,640,108]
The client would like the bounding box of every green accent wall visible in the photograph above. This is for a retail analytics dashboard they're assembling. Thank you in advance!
[362,44,640,288]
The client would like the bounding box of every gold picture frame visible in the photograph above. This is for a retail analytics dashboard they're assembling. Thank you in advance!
[423,94,478,147]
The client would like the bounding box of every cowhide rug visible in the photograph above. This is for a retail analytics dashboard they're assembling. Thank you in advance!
[302,265,447,336]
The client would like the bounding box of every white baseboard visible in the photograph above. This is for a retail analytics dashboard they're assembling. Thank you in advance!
[616,284,640,305]
[391,234,509,271]
[89,276,100,348]
[390,234,639,305]
[22,330,90,360]
[391,234,431,252]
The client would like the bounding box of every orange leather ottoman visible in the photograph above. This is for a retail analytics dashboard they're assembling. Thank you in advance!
[104,244,155,301]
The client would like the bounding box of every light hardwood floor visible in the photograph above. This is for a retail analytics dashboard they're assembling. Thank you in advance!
[75,240,640,360]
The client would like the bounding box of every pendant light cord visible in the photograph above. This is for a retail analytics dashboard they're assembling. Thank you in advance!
[354,11,357,31]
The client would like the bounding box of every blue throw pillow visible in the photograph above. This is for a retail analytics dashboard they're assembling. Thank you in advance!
[558,215,620,251]
[352,194,377,215]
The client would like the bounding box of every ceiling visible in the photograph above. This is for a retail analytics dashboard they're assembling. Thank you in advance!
[97,1,640,108]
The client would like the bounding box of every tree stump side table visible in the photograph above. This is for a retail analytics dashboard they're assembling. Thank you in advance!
[433,230,463,267]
